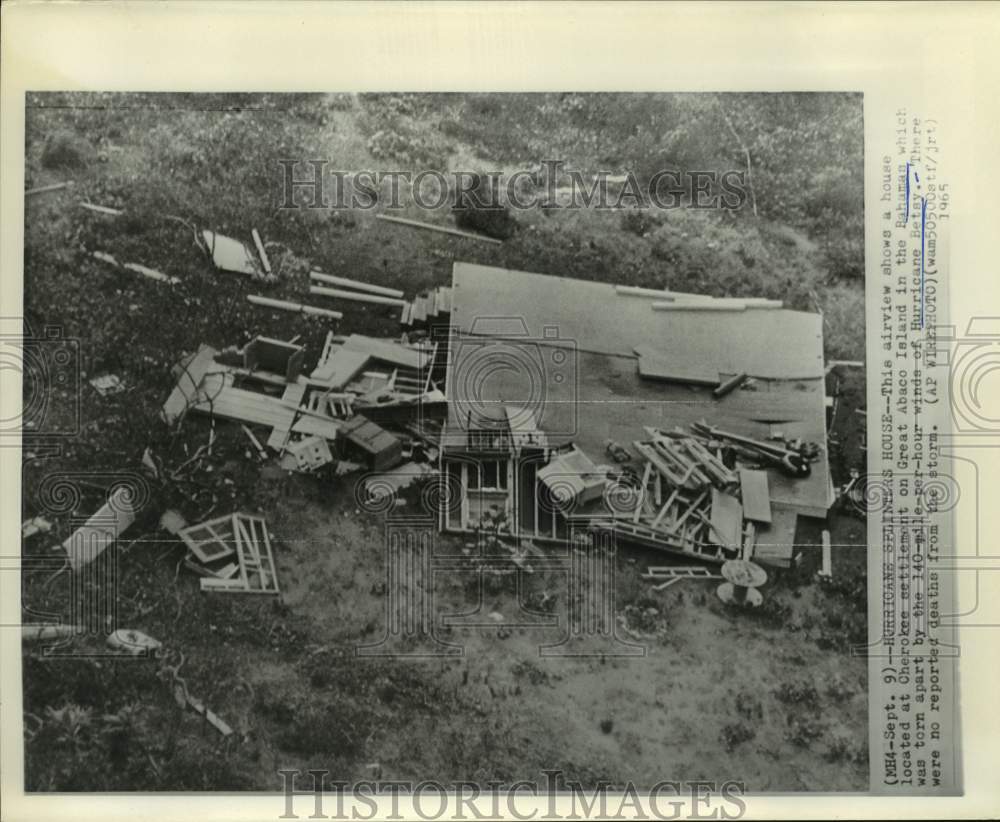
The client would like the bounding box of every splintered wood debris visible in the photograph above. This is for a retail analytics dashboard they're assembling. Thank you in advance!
[89,373,125,396]
[279,434,333,472]
[22,516,53,539]
[585,421,810,566]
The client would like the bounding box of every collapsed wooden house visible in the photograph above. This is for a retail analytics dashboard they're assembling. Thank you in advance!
[438,262,833,568]
[160,332,441,472]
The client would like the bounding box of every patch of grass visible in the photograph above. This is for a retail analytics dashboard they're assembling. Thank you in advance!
[774,678,821,709]
[786,716,826,748]
[720,721,756,752]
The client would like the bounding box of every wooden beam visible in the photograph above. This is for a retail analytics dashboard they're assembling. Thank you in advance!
[25,181,72,196]
[651,301,747,312]
[79,201,123,216]
[633,462,653,523]
[666,489,709,535]
[713,372,748,399]
[376,213,502,245]
[310,271,404,298]
[247,294,343,320]
[123,262,180,285]
[708,489,743,547]
[820,529,832,577]
[310,284,406,308]
[738,468,772,523]
[251,228,272,275]
[651,487,682,529]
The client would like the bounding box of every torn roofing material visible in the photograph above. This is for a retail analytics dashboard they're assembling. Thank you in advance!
[450,262,824,380]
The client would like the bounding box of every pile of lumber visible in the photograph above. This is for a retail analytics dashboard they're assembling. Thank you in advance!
[633,427,738,492]
[399,286,452,330]
[309,271,405,308]
[591,425,780,563]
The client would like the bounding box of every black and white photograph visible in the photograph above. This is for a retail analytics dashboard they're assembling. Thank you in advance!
[17,90,869,796]
[6,3,996,819]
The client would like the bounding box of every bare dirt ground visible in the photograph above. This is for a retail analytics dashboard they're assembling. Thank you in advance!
[20,92,868,792]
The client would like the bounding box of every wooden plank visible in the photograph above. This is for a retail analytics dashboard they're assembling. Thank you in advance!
[62,487,135,570]
[633,462,653,523]
[232,514,250,589]
[616,285,782,307]
[820,529,832,577]
[411,296,428,323]
[25,181,73,196]
[713,372,747,398]
[310,285,406,307]
[310,271,404,298]
[634,345,720,386]
[252,228,272,275]
[190,382,295,429]
[743,521,756,560]
[79,201,123,216]
[247,294,343,320]
[267,426,289,452]
[752,505,797,567]
[257,517,280,594]
[122,262,180,285]
[341,335,429,370]
[651,301,747,312]
[651,487,682,529]
[376,213,502,245]
[632,442,689,487]
[281,382,307,407]
[738,468,772,524]
[667,489,709,535]
[708,489,742,547]
[161,345,221,423]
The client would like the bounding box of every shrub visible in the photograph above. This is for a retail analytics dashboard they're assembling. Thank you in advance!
[824,731,866,764]
[453,174,518,240]
[786,716,825,747]
[774,678,820,709]
[735,690,763,721]
[720,721,756,752]
[41,130,90,170]
[620,209,658,237]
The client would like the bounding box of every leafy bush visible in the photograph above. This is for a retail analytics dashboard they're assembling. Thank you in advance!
[824,731,867,765]
[41,130,90,170]
[453,174,519,240]
[774,678,820,709]
[786,716,826,748]
[735,690,763,721]
[720,721,756,752]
